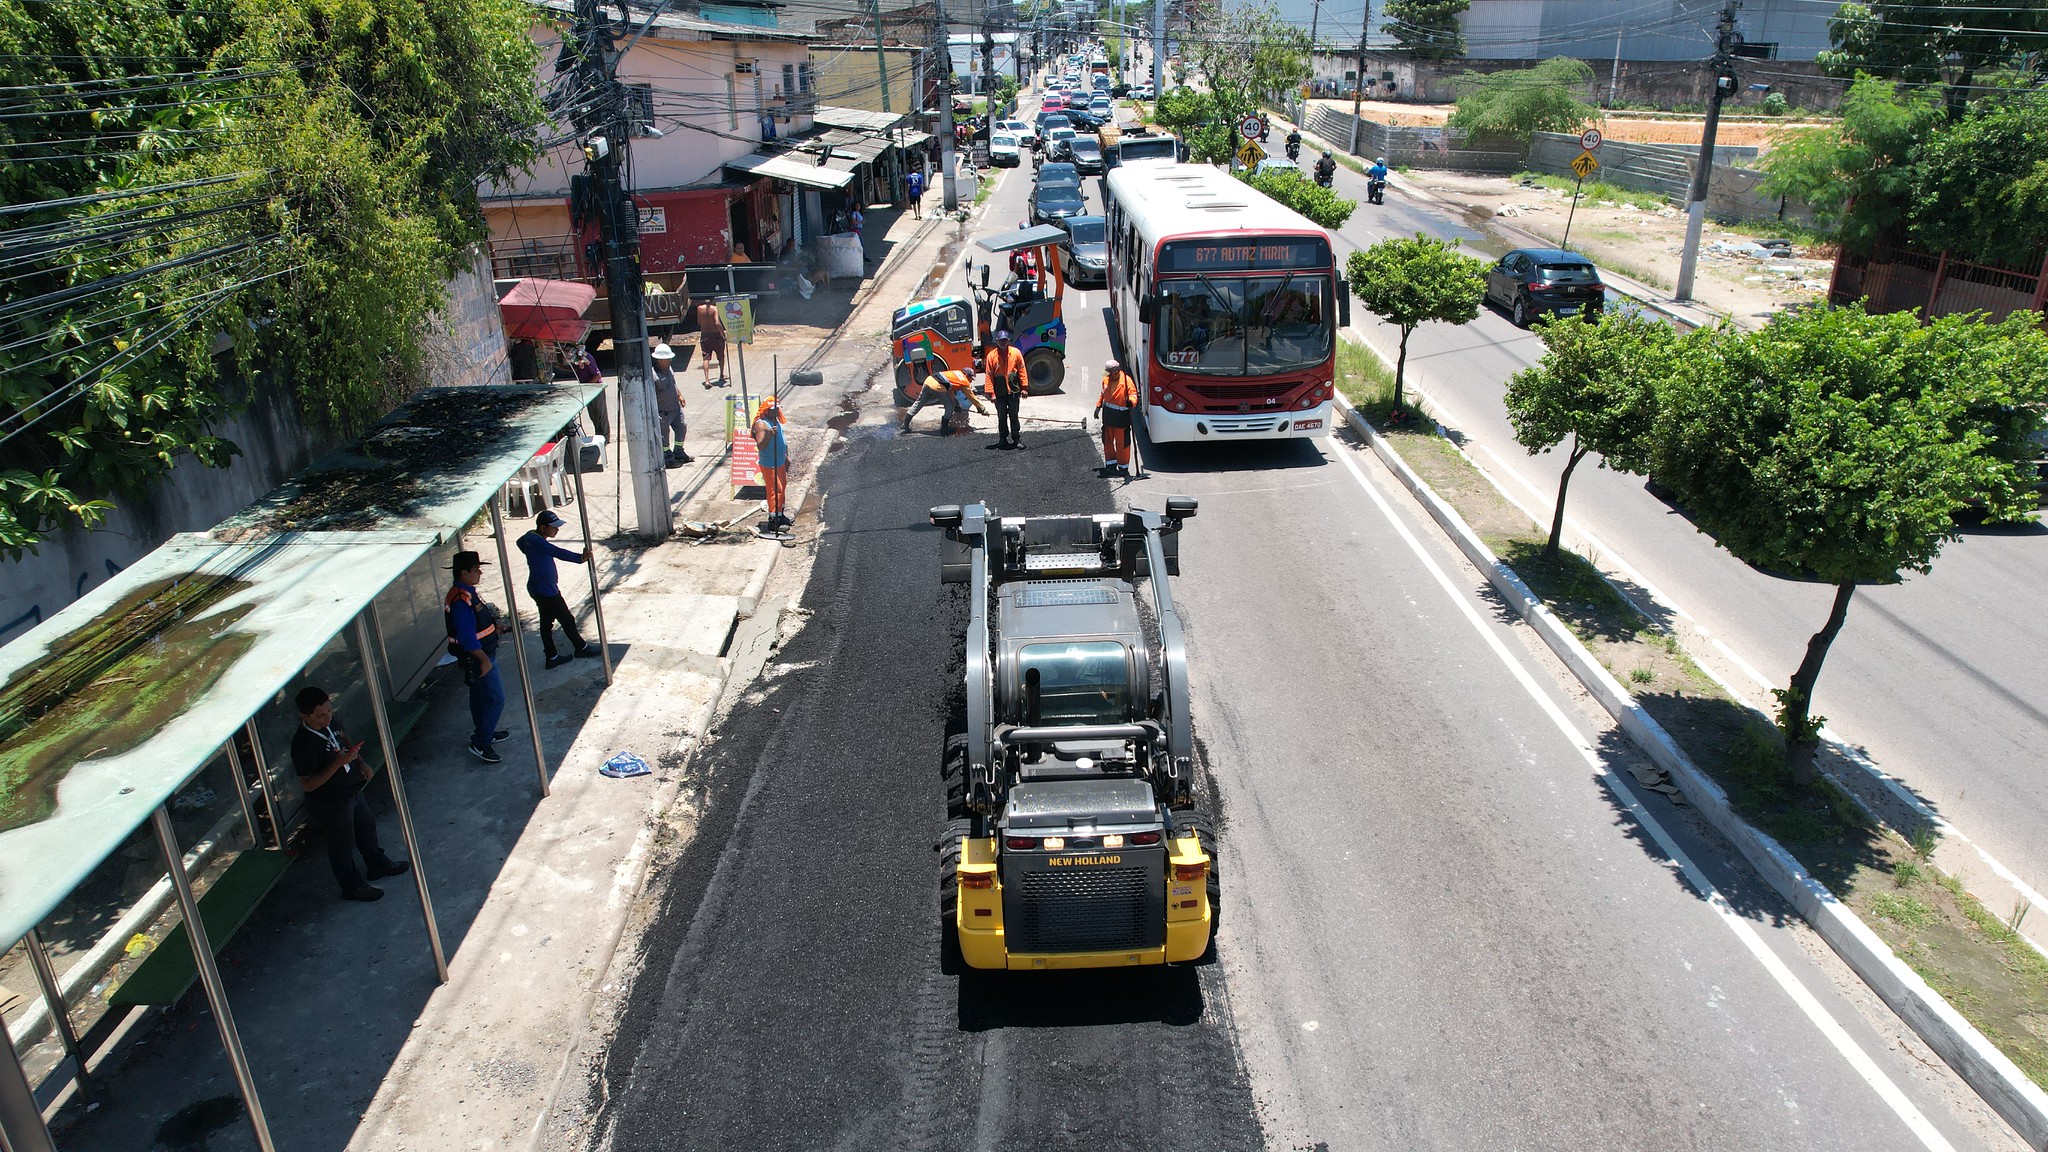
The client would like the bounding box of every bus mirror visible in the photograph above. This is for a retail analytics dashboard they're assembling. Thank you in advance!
[980,263,991,288]
[1138,294,1154,324]
[1337,277,1352,327]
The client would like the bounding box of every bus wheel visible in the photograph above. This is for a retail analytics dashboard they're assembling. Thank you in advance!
[1025,348,1065,395]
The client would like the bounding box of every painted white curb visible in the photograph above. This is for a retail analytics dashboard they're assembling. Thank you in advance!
[1334,390,2048,1150]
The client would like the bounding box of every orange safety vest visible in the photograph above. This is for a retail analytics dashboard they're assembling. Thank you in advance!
[1098,369,1136,410]
[985,345,1027,398]
[937,368,976,394]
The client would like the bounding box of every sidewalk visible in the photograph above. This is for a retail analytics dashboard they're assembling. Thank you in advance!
[43,205,960,1152]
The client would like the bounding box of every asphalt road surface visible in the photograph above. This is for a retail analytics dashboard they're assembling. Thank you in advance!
[577,130,2028,1152]
[1317,155,2048,899]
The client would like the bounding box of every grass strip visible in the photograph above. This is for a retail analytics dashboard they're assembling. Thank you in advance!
[1359,393,2048,1092]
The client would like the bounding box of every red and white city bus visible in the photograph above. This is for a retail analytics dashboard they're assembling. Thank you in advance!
[1104,163,1342,441]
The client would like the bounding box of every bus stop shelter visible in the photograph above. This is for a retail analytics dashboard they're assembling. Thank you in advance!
[0,383,604,1152]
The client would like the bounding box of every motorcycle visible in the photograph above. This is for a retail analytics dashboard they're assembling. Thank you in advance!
[1367,177,1386,204]
[1313,160,1335,188]
[1284,134,1301,162]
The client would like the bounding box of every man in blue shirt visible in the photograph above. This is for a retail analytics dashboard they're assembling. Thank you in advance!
[518,510,599,669]
[906,168,925,218]
[445,551,510,763]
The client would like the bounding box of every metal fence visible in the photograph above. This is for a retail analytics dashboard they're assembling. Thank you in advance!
[1831,244,2048,323]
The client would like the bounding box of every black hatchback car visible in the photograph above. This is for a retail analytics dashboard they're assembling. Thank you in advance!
[1483,249,1605,327]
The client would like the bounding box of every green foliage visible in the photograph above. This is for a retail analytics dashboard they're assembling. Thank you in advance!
[1446,58,1597,143]
[1504,309,1675,555]
[1652,305,2048,735]
[0,0,544,554]
[1233,169,1357,229]
[1761,92,1790,116]
[1905,91,2048,268]
[1190,3,1309,131]
[1818,0,2046,104]
[1383,0,1469,60]
[1757,73,1943,242]
[1151,86,1232,163]
[1345,235,1487,411]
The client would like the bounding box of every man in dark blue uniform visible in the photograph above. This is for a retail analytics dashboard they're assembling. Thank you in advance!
[445,550,510,763]
[518,509,600,668]
[290,686,410,902]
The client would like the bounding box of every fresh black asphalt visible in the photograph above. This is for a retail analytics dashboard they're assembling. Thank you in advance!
[583,421,1264,1151]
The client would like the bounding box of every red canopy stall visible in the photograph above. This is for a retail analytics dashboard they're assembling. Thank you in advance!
[497,278,598,344]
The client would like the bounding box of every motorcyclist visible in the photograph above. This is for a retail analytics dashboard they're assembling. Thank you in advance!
[1366,155,1389,204]
[1313,150,1336,187]
[1285,129,1302,161]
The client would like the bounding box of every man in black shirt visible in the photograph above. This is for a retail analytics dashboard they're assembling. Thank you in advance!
[290,686,411,902]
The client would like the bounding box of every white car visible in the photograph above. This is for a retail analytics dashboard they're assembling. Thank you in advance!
[1045,124,1077,154]
[1130,84,1154,100]
[989,133,1022,167]
[1000,118,1039,148]
[1252,157,1302,177]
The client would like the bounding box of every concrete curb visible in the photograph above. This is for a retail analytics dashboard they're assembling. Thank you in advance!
[1333,388,2048,1150]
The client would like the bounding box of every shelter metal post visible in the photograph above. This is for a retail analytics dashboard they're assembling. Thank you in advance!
[0,1027,56,1152]
[487,501,551,796]
[566,426,614,685]
[150,805,277,1152]
[23,930,86,1091]
[240,719,284,849]
[352,615,449,983]
[221,736,263,853]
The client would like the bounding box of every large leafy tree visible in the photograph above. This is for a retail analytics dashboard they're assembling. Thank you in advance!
[1191,2,1309,132]
[1384,0,1469,61]
[1345,235,1487,413]
[1756,73,1943,243]
[0,0,543,557]
[1650,305,2048,751]
[1151,85,1231,164]
[1445,57,1596,143]
[1818,0,2047,112]
[1904,90,2048,268]
[1504,309,1674,558]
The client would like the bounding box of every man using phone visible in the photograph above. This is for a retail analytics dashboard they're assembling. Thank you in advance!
[290,686,411,902]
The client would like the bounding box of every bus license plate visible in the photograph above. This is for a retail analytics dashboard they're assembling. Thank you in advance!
[1296,419,1322,431]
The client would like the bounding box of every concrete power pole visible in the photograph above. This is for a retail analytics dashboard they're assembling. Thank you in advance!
[1349,0,1369,155]
[570,0,670,540]
[1152,0,1165,96]
[937,0,959,211]
[1674,1,1739,303]
[871,0,892,112]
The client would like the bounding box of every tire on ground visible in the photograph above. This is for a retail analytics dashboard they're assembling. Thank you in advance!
[1025,347,1065,395]
[790,368,825,387]
[938,816,972,974]
[893,361,918,407]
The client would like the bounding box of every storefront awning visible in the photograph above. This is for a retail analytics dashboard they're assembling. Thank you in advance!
[498,278,597,343]
[814,106,906,133]
[724,152,855,190]
[976,223,1072,254]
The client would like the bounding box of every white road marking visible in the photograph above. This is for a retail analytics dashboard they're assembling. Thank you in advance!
[1329,440,1958,1152]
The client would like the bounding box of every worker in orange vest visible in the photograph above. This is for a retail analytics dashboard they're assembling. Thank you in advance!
[983,330,1028,450]
[1094,358,1138,474]
[901,354,987,434]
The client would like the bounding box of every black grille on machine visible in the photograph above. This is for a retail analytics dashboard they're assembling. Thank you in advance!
[1008,867,1155,953]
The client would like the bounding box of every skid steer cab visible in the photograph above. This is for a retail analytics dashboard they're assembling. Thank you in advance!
[891,223,1070,404]
[930,498,1219,972]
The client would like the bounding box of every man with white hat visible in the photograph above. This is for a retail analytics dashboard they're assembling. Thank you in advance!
[651,341,691,466]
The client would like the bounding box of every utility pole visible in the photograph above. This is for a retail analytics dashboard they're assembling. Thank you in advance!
[1349,0,1369,155]
[569,0,670,540]
[1152,0,1165,95]
[1608,19,1624,107]
[871,0,892,112]
[937,0,959,211]
[1674,0,1738,303]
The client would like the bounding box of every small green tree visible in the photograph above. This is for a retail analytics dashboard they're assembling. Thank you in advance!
[1757,73,1943,241]
[1651,305,2048,754]
[1905,89,2048,267]
[1192,3,1310,130]
[1384,0,1470,60]
[1152,86,1231,163]
[1818,0,2046,113]
[1445,58,1598,143]
[1504,309,1675,558]
[1346,235,1488,414]
[1234,169,1357,229]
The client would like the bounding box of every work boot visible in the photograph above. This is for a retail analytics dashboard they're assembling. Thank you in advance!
[343,885,384,902]
[366,859,412,881]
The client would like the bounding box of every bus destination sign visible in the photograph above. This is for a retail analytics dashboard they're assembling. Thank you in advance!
[1160,237,1330,273]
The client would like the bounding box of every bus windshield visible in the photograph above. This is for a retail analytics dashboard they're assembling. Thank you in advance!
[1155,274,1332,375]
[1020,641,1130,725]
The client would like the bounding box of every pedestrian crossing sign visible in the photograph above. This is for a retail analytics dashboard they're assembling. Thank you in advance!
[1236,137,1265,168]
[1571,151,1599,180]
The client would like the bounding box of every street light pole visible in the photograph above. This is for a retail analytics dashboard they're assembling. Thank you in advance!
[1674,1,1738,303]
[1350,0,1370,155]
[937,0,958,211]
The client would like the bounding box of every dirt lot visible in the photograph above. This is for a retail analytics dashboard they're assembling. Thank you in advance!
[1399,169,1834,326]
[1311,99,1827,152]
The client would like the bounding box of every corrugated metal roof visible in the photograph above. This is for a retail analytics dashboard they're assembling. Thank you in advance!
[814,106,906,132]
[724,150,855,189]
